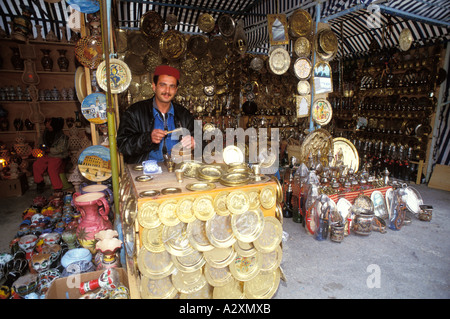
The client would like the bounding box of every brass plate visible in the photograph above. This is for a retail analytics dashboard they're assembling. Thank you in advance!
[253,216,283,253]
[161,187,182,195]
[226,191,250,215]
[171,250,205,273]
[135,175,153,182]
[319,29,338,54]
[143,50,162,73]
[187,34,208,58]
[312,99,333,126]
[260,185,276,209]
[268,47,290,75]
[178,161,202,179]
[220,172,250,187]
[206,214,236,248]
[294,36,311,57]
[179,283,214,299]
[260,245,282,272]
[204,263,233,287]
[159,29,187,60]
[139,190,160,198]
[142,224,165,253]
[204,247,236,268]
[297,80,311,95]
[138,201,161,229]
[172,268,207,294]
[288,9,313,37]
[314,30,337,61]
[176,196,196,223]
[198,13,215,33]
[231,208,265,243]
[123,196,137,225]
[162,223,195,257]
[158,199,180,227]
[75,66,87,103]
[217,14,236,38]
[244,268,280,299]
[223,145,244,165]
[234,241,257,258]
[333,137,359,173]
[137,248,175,279]
[293,57,312,80]
[140,275,177,299]
[132,164,144,171]
[208,36,228,59]
[127,32,150,56]
[247,189,261,210]
[399,28,413,51]
[193,195,215,221]
[213,191,231,216]
[299,128,334,165]
[229,252,262,282]
[140,10,164,38]
[186,182,216,192]
[186,219,214,252]
[198,165,224,181]
[213,278,244,299]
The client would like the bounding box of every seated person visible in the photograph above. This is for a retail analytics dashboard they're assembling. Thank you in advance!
[117,65,195,164]
[33,117,69,193]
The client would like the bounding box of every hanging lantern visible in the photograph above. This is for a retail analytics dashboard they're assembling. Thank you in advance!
[0,157,7,168]
[32,148,44,158]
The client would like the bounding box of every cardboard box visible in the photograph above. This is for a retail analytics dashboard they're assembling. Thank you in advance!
[0,173,29,197]
[46,268,129,299]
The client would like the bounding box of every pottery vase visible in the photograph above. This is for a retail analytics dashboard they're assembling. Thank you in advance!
[95,237,122,270]
[41,49,53,71]
[10,47,24,70]
[62,228,78,249]
[57,49,69,72]
[81,184,114,206]
[73,192,112,254]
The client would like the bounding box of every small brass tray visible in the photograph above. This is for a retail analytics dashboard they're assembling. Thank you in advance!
[161,187,182,195]
[139,190,160,198]
[135,175,153,182]
[186,182,216,192]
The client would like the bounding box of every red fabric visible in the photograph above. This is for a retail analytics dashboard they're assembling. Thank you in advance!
[153,65,180,80]
[33,156,64,190]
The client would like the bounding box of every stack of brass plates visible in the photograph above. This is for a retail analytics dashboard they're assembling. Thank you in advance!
[219,172,250,187]
[177,160,202,179]
[197,164,224,182]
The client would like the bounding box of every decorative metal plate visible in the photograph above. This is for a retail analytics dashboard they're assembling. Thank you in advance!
[187,34,209,58]
[293,57,312,80]
[253,216,283,253]
[162,222,194,257]
[158,199,180,227]
[231,208,265,243]
[203,247,236,268]
[260,245,282,272]
[259,185,276,209]
[198,13,215,33]
[138,201,161,229]
[399,28,413,51]
[186,182,216,192]
[137,248,175,279]
[127,32,150,56]
[297,80,311,95]
[193,195,215,221]
[332,137,359,173]
[204,263,233,287]
[171,250,205,273]
[159,29,187,60]
[206,214,236,248]
[75,66,87,103]
[319,29,338,54]
[75,35,103,69]
[312,99,333,126]
[288,9,313,37]
[213,191,231,216]
[161,187,182,195]
[176,196,196,223]
[226,191,250,215]
[229,252,262,282]
[243,267,280,299]
[141,224,165,253]
[299,128,334,165]
[186,219,214,252]
[212,278,244,299]
[223,145,244,165]
[218,14,236,38]
[96,58,132,94]
[140,10,164,38]
[268,47,290,75]
[294,36,311,57]
[140,275,177,299]
[171,268,207,294]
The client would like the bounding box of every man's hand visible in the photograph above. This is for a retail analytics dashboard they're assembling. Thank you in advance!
[181,135,195,149]
[151,129,167,144]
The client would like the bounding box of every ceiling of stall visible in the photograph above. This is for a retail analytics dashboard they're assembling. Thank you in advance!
[0,0,449,58]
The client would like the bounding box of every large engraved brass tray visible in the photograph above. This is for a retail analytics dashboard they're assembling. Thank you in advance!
[288,9,313,38]
[159,29,187,60]
[332,137,359,173]
[299,128,334,165]
[140,10,164,38]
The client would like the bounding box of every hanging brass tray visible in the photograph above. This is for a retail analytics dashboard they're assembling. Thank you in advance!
[293,57,312,80]
[332,137,359,173]
[159,29,187,60]
[140,10,164,38]
[288,9,313,38]
[299,128,334,165]
[319,29,338,55]
[198,13,215,33]
[294,36,311,57]
[217,14,236,38]
[268,47,290,75]
[127,31,150,56]
[187,34,209,58]
[399,28,413,51]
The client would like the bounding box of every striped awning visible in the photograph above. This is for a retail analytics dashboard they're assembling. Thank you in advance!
[0,0,449,58]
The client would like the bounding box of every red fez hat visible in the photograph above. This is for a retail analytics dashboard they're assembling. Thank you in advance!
[153,65,180,80]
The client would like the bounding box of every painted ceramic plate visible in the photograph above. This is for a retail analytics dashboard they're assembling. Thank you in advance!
[66,0,100,14]
[74,66,87,103]
[77,145,111,182]
[293,58,312,80]
[75,35,103,69]
[81,93,107,124]
[312,99,332,126]
[96,58,132,94]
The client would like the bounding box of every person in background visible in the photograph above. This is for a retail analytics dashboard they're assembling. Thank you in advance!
[117,65,195,164]
[33,117,69,193]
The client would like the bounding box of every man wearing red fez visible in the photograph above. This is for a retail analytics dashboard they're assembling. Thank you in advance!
[117,65,195,164]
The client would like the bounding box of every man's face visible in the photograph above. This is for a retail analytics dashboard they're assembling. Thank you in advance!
[152,74,178,104]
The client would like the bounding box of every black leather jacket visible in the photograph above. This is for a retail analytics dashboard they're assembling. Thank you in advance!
[117,97,195,164]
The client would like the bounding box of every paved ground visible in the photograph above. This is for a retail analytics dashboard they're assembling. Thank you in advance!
[1,182,449,299]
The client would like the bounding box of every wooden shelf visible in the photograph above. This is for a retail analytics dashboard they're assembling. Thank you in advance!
[0,69,75,75]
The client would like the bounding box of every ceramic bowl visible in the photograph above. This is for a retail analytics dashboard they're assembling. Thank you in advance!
[61,248,92,269]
